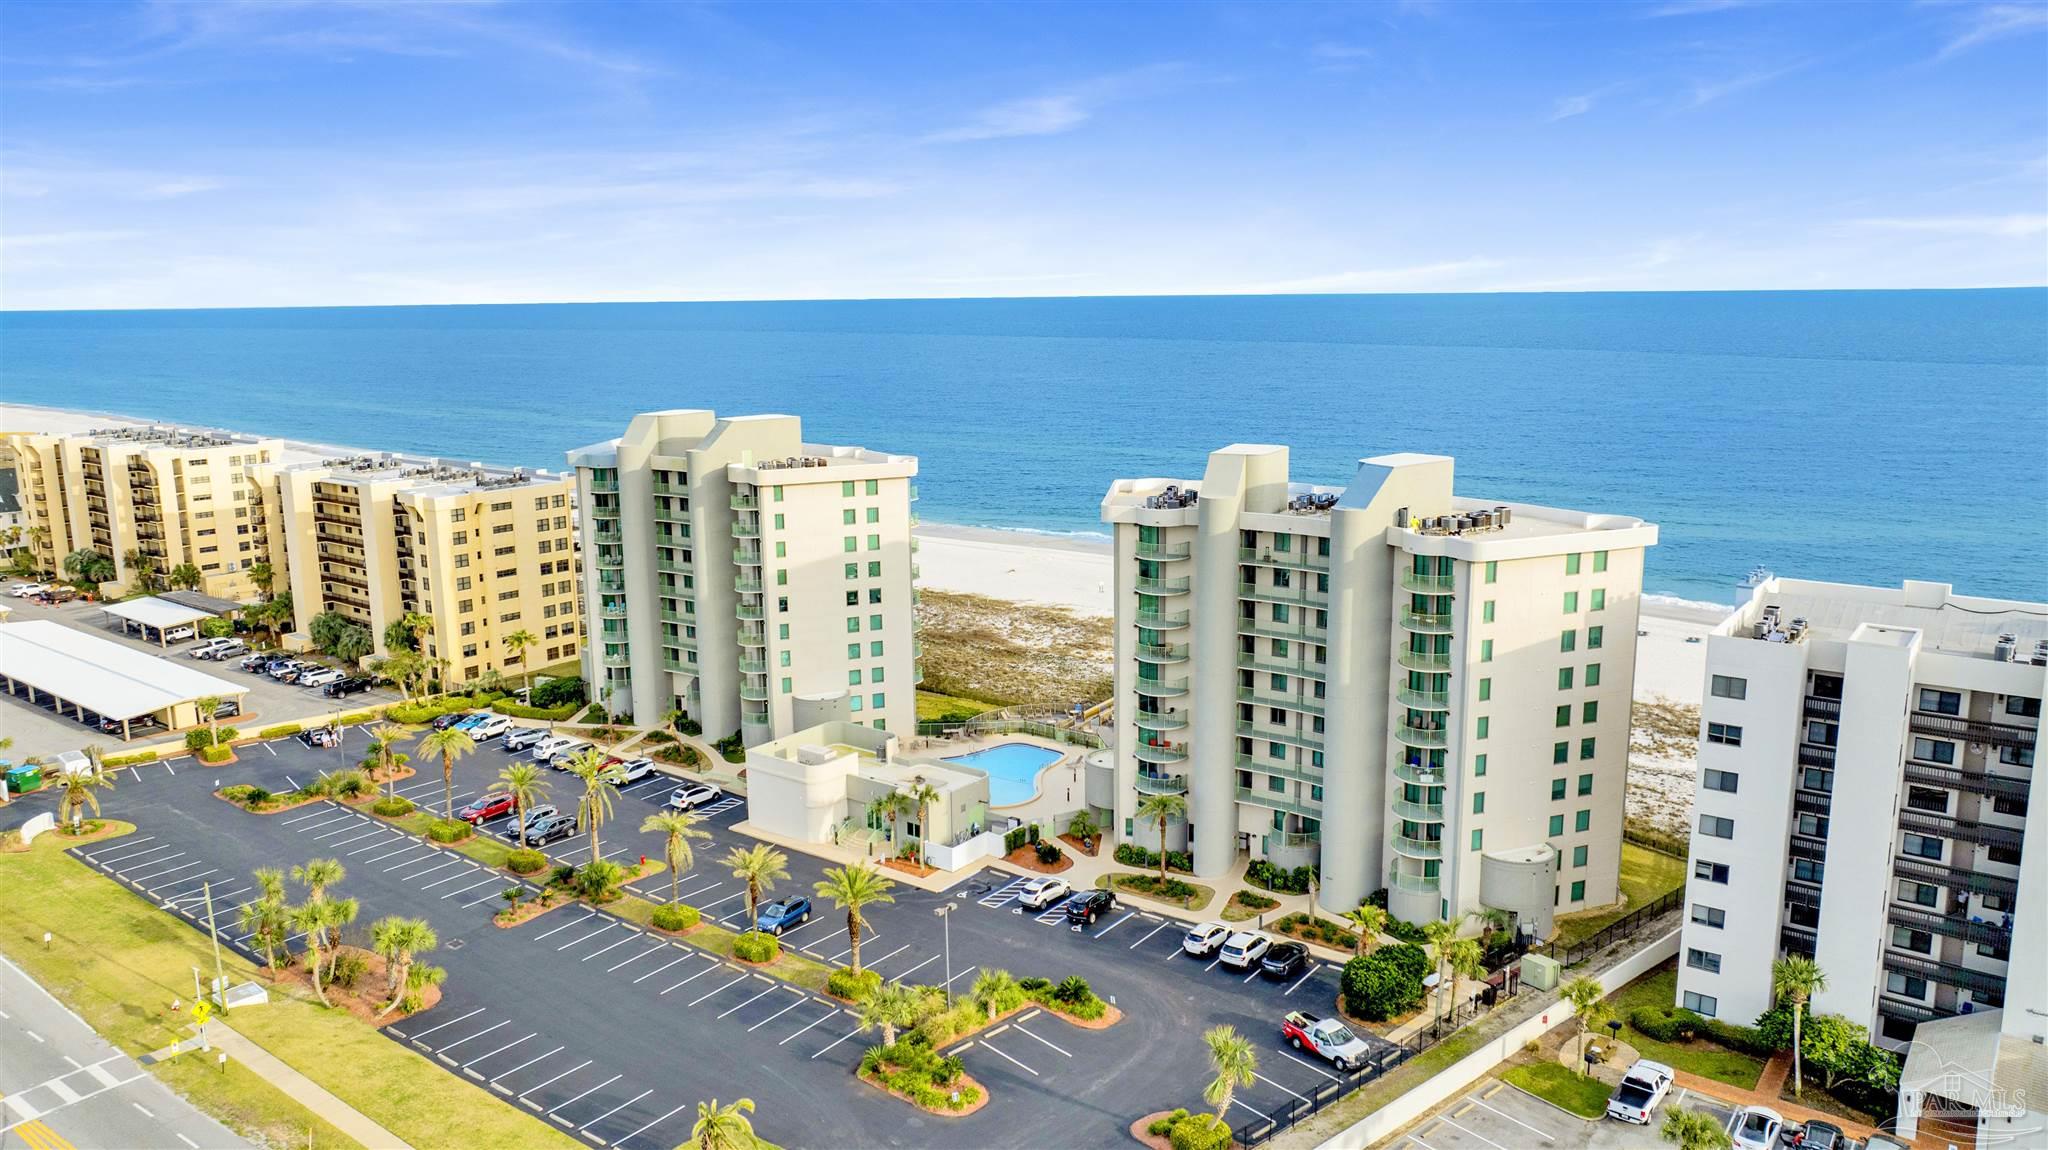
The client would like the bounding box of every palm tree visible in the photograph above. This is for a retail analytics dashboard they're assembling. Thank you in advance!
[1661,1107,1733,1150]
[239,868,290,973]
[565,749,620,861]
[1472,906,1513,950]
[876,789,913,853]
[417,726,477,818]
[814,863,896,973]
[971,968,1018,1022]
[905,780,942,867]
[366,722,412,797]
[319,897,360,980]
[503,628,539,694]
[193,695,222,753]
[1202,1024,1257,1124]
[1444,937,1484,1021]
[246,561,275,598]
[724,843,790,932]
[856,980,923,1047]
[1133,791,1188,881]
[689,1098,758,1150]
[497,763,550,848]
[291,857,346,956]
[1560,976,1609,1075]
[1772,956,1828,1098]
[1422,919,1459,1029]
[122,548,158,592]
[371,916,440,1017]
[1342,904,1388,956]
[169,562,202,591]
[56,748,114,831]
[291,900,337,1005]
[641,810,710,904]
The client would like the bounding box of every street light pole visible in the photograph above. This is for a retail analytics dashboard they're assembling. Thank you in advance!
[933,902,958,1007]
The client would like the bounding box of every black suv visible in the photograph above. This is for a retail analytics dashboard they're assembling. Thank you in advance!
[323,676,373,698]
[1063,889,1117,926]
[1260,940,1311,980]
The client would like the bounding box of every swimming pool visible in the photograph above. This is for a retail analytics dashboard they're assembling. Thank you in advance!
[944,742,1065,807]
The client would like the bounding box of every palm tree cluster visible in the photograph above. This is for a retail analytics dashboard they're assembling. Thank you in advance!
[56,747,114,831]
[283,857,360,1007]
[417,725,477,818]
[814,863,895,972]
[726,843,790,932]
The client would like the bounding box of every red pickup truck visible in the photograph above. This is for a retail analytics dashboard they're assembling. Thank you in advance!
[1281,1011,1373,1072]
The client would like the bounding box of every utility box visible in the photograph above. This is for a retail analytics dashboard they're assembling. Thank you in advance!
[1520,952,1562,992]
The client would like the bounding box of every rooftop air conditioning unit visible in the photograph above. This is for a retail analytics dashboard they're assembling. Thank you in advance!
[1995,633,2018,661]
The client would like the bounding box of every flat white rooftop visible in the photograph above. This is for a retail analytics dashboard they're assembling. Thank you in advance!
[1729,578,2048,660]
[0,619,245,720]
[101,597,214,631]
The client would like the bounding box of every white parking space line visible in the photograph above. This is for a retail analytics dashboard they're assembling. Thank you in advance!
[810,1024,865,1059]
[632,954,691,985]
[128,859,203,883]
[89,838,161,862]
[745,993,808,1032]
[262,743,276,756]
[778,1009,839,1045]
[715,983,778,1018]
[489,1045,566,1086]
[348,836,402,856]
[421,866,488,891]
[1468,1094,1556,1142]
[609,1101,691,1150]
[671,878,725,902]
[661,962,727,995]
[687,973,750,1008]
[1432,1114,1507,1150]
[437,1020,509,1054]
[518,1059,593,1100]
[464,1032,536,1069]
[578,1088,651,1134]
[1094,911,1137,938]
[1285,965,1321,996]
[395,780,442,797]
[863,943,912,971]
[557,925,617,952]
[1129,922,1170,949]
[314,820,373,840]
[441,877,501,901]
[1010,1023,1072,1057]
[396,857,467,882]
[112,850,184,875]
[533,911,598,941]
[947,965,980,986]
[605,944,667,974]
[580,933,642,963]
[407,1006,486,1042]
[1276,1048,1340,1083]
[363,842,425,864]
[892,954,941,982]
[146,866,217,893]
[546,1073,622,1119]
[1254,1071,1308,1102]
[296,811,355,833]
[324,829,385,849]
[279,809,334,826]
[976,1038,1038,1076]
[773,915,827,941]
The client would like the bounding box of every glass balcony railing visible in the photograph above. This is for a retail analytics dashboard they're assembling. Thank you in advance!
[1134,541,1191,560]
[732,548,763,566]
[1395,721,1450,748]
[587,475,619,494]
[739,680,770,702]
[1234,721,1324,750]
[1134,712,1188,731]
[1134,677,1189,698]
[1236,687,1324,716]
[1392,798,1445,823]
[1400,570,1456,594]
[1396,686,1450,710]
[1399,608,1455,634]
[1135,576,1192,596]
[730,494,758,511]
[1237,547,1330,570]
[1390,870,1440,893]
[1135,773,1189,795]
[1392,760,1448,787]
[1135,642,1189,663]
[734,576,763,594]
[730,520,759,539]
[1233,787,1322,818]
[1391,835,1443,859]
[735,603,764,620]
[1135,611,1191,629]
[1134,743,1189,765]
[1397,650,1452,672]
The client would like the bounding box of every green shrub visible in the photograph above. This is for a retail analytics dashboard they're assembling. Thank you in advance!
[713,731,746,763]
[326,768,371,797]
[1246,858,1315,894]
[1384,916,1431,945]
[328,949,369,989]
[575,859,625,901]
[828,968,882,1001]
[677,718,702,736]
[1006,826,1032,854]
[490,700,581,721]
[1052,975,1092,1004]
[197,745,234,765]
[650,903,700,931]
[504,848,547,875]
[1034,841,1064,865]
[102,751,158,767]
[370,795,415,817]
[547,864,578,888]
[425,818,473,843]
[1234,890,1279,911]
[219,784,258,802]
[1167,1113,1232,1150]
[530,676,586,708]
[1149,1110,1191,1137]
[185,729,214,752]
[1341,942,1428,1021]
[732,930,780,963]
[580,705,608,723]
[1018,976,1052,992]
[257,723,301,739]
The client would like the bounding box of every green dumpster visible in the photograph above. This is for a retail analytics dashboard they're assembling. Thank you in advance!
[4,764,45,794]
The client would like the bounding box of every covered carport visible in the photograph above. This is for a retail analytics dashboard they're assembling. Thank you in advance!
[99,596,214,648]
[0,619,248,740]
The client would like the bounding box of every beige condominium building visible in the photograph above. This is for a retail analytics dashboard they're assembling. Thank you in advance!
[3,424,285,600]
[568,410,919,743]
[1101,447,1656,930]
[264,454,581,685]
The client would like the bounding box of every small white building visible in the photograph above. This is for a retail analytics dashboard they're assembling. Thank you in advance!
[744,721,994,868]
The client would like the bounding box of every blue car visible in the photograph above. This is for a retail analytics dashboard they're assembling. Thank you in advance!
[755,897,812,935]
[452,712,493,733]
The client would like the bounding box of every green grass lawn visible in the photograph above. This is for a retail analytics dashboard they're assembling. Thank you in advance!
[916,689,997,723]
[0,825,583,1150]
[1551,843,1687,948]
[1607,965,1766,1089]
[1503,1061,1612,1119]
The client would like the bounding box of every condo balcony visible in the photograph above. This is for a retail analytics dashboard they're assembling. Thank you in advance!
[1133,541,1191,561]
[1135,772,1189,796]
[1235,651,1328,679]
[1238,581,1317,605]
[1236,755,1324,784]
[1390,834,1444,859]
[1135,610,1191,630]
[661,650,693,673]
[730,494,759,511]
[587,474,620,493]
[1234,721,1323,750]
[1135,575,1191,596]
[1907,712,2036,750]
[1395,721,1450,748]
[1236,687,1324,716]
[1392,797,1445,823]
[1400,571,1456,594]
[1237,546,1329,571]
[735,575,764,594]
[739,679,770,702]
[730,519,759,539]
[1134,677,1189,698]
[1392,760,1448,787]
[660,607,693,625]
[1389,870,1440,894]
[732,547,763,567]
[597,574,626,593]
[737,625,766,647]
[591,529,622,546]
[1399,608,1455,634]
[1135,642,1190,663]
[1396,686,1451,711]
[650,480,685,497]
[653,501,685,523]
[1397,650,1452,672]
[656,555,691,574]
[1133,711,1188,731]
[1233,787,1322,819]
[595,549,624,569]
[735,602,764,621]
[737,656,767,675]
[1135,743,1189,765]
[601,647,632,667]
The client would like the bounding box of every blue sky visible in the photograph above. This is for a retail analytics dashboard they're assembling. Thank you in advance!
[2,0,2043,308]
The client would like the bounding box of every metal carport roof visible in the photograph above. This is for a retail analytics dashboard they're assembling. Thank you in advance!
[0,619,246,720]
[100,597,214,631]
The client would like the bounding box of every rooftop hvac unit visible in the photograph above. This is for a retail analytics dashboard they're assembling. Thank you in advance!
[2032,639,2048,667]
[1393,506,1409,528]
[1995,633,2018,662]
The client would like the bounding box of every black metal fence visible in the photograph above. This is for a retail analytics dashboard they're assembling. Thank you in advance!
[1232,1043,1412,1148]
[1527,887,1682,968]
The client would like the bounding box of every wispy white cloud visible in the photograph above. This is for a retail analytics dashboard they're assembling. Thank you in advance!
[1935,4,2048,61]
[1843,214,2048,237]
[1549,82,1628,121]
[142,178,224,199]
[924,65,1185,144]
[1688,60,1805,106]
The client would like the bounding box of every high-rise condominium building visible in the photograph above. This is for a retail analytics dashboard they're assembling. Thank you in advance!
[568,411,919,744]
[3,425,285,600]
[1674,578,2043,1054]
[262,453,581,686]
[1101,447,1656,928]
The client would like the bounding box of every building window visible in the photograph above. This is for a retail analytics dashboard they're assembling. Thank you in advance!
[1558,667,1574,690]
[1570,880,1586,902]
[1593,550,1608,573]
[1563,591,1579,613]
[1692,905,1725,929]
[781,677,793,694]
[1590,589,1605,611]
[1902,833,1944,860]
[1565,553,1581,576]
[1484,561,1496,584]
[1885,972,1928,1000]
[1551,778,1567,800]
[1917,689,1961,715]
[1706,722,1742,746]
[1698,814,1734,839]
[1577,773,1593,795]
[1475,717,1489,740]
[1702,769,1738,793]
[2007,696,2042,717]
[1682,992,1717,1017]
[1553,742,1569,764]
[1891,926,1934,954]
[1579,737,1596,759]
[1582,700,1599,723]
[1470,829,1483,851]
[1572,845,1587,868]
[865,479,879,496]
[1686,948,1722,974]
[1896,880,1938,907]
[1912,737,1954,764]
[1994,793,2030,817]
[1574,809,1591,832]
[1478,677,1491,701]
[1472,792,1485,814]
[1792,858,1825,883]
[870,641,883,656]
[1710,674,1746,700]
[871,692,885,709]
[1473,754,1487,777]
[1694,860,1728,883]
[1548,814,1565,836]
[1587,625,1603,649]
[1560,629,1576,652]
[1556,704,1571,728]
[1480,639,1493,662]
[1482,600,1495,623]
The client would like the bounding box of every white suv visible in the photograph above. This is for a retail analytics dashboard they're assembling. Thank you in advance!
[299,668,345,688]
[530,735,578,762]
[1218,931,1272,970]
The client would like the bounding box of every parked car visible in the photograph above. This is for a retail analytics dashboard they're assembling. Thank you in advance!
[526,813,577,845]
[1280,1011,1373,1071]
[8,582,49,598]
[508,804,560,838]
[1730,1107,1783,1150]
[1019,877,1072,911]
[431,710,472,731]
[1260,940,1311,980]
[163,626,196,642]
[1604,1059,1675,1124]
[298,668,345,688]
[503,726,551,752]
[296,725,340,748]
[1182,921,1232,957]
[205,638,248,660]
[666,782,722,810]
[606,755,656,782]
[1787,1121,1844,1150]
[530,735,578,762]
[322,676,374,698]
[1063,889,1116,926]
[1219,931,1272,970]
[547,743,594,769]
[240,653,275,671]
[99,714,164,735]
[755,897,812,935]
[458,793,517,824]
[464,714,511,741]
[189,637,238,659]
[267,660,309,680]
[213,699,241,719]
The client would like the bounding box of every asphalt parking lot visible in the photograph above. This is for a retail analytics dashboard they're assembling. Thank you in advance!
[1394,1078,1763,1150]
[0,596,401,760]
[14,729,1406,1148]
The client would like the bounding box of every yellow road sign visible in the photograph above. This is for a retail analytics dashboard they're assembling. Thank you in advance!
[192,1001,213,1024]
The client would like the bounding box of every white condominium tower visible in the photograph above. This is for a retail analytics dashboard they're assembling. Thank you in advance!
[1101,447,1656,929]
[1675,578,2043,1052]
[569,411,920,745]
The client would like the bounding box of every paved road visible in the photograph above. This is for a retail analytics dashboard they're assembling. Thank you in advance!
[0,952,250,1150]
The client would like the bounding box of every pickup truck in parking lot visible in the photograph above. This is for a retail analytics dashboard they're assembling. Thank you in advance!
[1281,1011,1373,1072]
[1605,1059,1675,1124]
[323,676,374,698]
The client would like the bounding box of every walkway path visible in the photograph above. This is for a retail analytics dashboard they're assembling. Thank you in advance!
[163,1021,416,1150]
[1668,1055,1894,1147]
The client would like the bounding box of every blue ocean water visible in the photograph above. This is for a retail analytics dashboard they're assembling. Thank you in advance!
[2,291,2042,604]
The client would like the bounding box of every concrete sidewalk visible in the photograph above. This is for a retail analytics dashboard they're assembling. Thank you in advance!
[167,1021,416,1150]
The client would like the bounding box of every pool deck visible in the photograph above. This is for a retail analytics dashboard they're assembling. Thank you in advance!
[919,730,1092,824]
